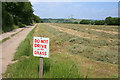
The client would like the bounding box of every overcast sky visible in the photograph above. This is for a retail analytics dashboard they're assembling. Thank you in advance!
[31,2,118,20]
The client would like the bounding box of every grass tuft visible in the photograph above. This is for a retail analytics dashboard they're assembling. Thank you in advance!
[0,37,10,44]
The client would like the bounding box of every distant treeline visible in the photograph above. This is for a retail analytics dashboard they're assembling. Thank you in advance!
[79,17,119,25]
[2,2,42,33]
[43,17,119,26]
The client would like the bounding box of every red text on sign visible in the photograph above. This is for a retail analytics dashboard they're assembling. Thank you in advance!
[41,40,48,44]
[35,39,48,44]
[34,44,47,49]
[34,51,47,55]
[35,39,40,43]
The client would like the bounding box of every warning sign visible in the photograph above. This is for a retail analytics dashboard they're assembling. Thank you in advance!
[33,37,49,58]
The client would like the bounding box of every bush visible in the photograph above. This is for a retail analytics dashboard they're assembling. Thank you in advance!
[90,21,95,25]
[105,16,119,25]
[79,20,91,24]
[63,22,73,24]
[94,20,105,25]
[18,22,26,28]
[74,22,78,24]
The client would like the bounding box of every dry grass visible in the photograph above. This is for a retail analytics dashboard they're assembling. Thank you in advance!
[47,24,98,40]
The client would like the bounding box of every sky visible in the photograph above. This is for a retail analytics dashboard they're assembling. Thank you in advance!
[31,2,119,20]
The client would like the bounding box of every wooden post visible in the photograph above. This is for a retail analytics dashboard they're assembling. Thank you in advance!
[39,57,43,78]
[39,35,44,78]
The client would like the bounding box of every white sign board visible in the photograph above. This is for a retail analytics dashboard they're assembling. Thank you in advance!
[33,37,49,58]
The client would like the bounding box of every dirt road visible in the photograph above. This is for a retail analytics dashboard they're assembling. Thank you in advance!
[0,24,36,79]
[0,27,25,41]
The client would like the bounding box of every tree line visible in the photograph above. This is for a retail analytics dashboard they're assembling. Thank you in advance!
[2,2,42,33]
[74,16,119,25]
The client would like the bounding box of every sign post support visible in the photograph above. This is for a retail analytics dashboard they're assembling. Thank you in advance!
[33,35,49,79]
[39,57,43,78]
[39,35,44,78]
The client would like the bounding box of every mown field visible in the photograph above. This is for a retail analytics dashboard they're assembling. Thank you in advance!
[4,23,118,78]
[49,23,118,64]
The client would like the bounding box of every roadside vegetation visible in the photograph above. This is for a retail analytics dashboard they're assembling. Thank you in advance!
[4,23,118,78]
[2,1,42,33]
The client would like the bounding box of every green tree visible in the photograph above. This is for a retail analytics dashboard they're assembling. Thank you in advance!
[2,3,14,32]
[105,16,119,25]
[105,16,112,25]
[94,20,105,25]
[80,20,90,24]
[2,2,42,32]
[32,14,42,23]
[74,22,78,24]
[90,21,94,25]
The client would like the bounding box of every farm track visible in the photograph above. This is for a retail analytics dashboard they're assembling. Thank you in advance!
[0,24,36,78]
[0,28,25,42]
